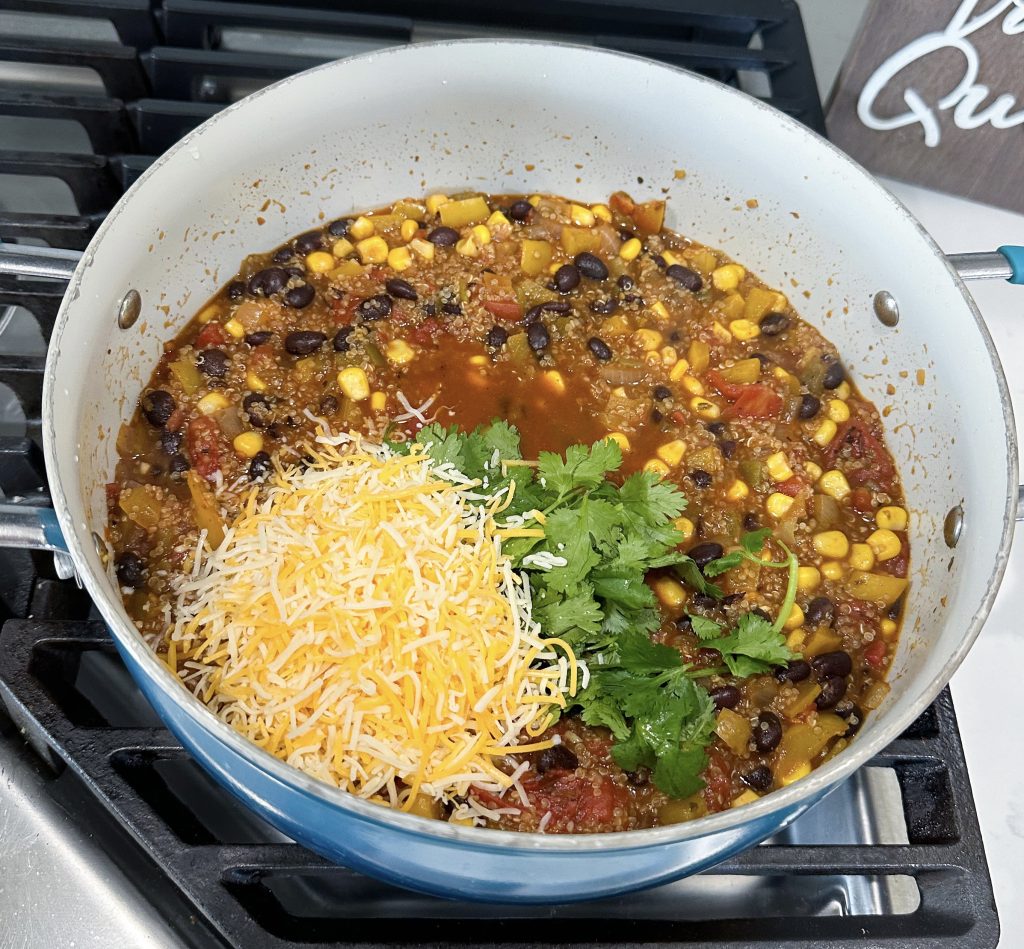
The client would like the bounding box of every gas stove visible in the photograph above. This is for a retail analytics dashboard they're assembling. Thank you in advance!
[0,2,1002,946]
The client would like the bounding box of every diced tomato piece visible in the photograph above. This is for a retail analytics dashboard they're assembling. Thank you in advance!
[850,487,873,513]
[367,266,388,283]
[879,533,910,579]
[165,407,185,433]
[670,409,687,426]
[722,385,783,419]
[329,295,359,325]
[609,191,636,216]
[195,322,228,347]
[186,416,224,478]
[482,299,524,322]
[409,317,443,346]
[706,370,746,401]
[864,639,887,668]
[777,477,806,498]
[105,482,121,512]
[702,750,733,813]
[520,771,630,832]
[823,412,895,490]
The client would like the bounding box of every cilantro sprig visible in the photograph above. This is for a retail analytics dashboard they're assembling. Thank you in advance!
[397,421,798,799]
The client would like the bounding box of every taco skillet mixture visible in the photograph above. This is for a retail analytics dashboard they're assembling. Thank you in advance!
[107,191,908,833]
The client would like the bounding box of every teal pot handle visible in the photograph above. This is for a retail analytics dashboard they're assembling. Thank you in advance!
[0,502,76,579]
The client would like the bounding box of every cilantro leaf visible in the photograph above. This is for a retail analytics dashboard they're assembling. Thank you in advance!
[617,471,688,526]
[413,423,468,470]
[688,615,723,640]
[702,527,774,577]
[674,558,724,599]
[653,745,710,799]
[577,689,630,740]
[536,439,622,496]
[741,528,772,556]
[533,588,603,638]
[703,611,795,677]
[480,419,522,460]
[615,629,682,673]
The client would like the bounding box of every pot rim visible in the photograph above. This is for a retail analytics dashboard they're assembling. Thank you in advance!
[43,38,1019,853]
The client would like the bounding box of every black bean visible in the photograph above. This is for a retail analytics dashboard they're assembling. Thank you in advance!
[722,592,746,607]
[141,390,175,428]
[665,264,703,291]
[273,247,294,264]
[245,331,273,347]
[589,298,619,314]
[775,659,812,684]
[816,676,848,710]
[285,266,304,278]
[284,331,326,356]
[743,512,761,532]
[574,252,608,280]
[248,451,273,481]
[709,685,741,710]
[536,744,579,774]
[357,294,393,322]
[553,263,581,293]
[835,701,864,737]
[160,431,183,455]
[888,596,904,621]
[652,253,667,268]
[327,218,352,237]
[754,712,783,753]
[427,226,459,246]
[115,552,145,588]
[587,337,613,361]
[539,300,571,315]
[617,274,635,291]
[652,385,671,401]
[524,305,543,325]
[196,348,228,378]
[759,312,789,336]
[247,266,287,296]
[674,615,693,634]
[750,607,772,622]
[688,542,724,569]
[294,230,324,254]
[719,439,737,459]
[169,453,190,474]
[798,393,821,419]
[508,199,532,222]
[227,280,246,301]
[243,393,272,428]
[284,284,315,309]
[690,594,718,612]
[624,293,645,305]
[332,327,354,352]
[751,352,772,367]
[690,469,713,489]
[486,325,509,349]
[822,358,845,390]
[441,302,462,316]
[627,766,651,787]
[811,650,852,680]
[527,321,550,352]
[385,277,417,300]
[319,395,339,415]
[651,408,663,423]
[804,595,835,627]
[741,765,774,791]
[706,422,726,436]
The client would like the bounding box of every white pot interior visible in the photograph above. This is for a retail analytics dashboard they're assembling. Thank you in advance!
[46,40,1015,837]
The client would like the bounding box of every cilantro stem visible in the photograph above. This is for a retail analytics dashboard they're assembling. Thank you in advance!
[771,542,799,635]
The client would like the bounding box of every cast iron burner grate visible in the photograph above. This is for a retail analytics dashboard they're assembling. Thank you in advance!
[0,1,999,946]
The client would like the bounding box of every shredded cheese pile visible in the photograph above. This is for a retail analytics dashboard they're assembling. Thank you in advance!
[165,431,577,810]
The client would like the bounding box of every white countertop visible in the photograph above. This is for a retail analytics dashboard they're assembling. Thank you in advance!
[885,178,1024,943]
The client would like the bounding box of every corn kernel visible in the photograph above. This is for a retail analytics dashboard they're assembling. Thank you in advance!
[669,359,691,382]
[711,321,733,343]
[570,203,595,226]
[619,237,642,261]
[876,506,908,531]
[305,250,334,273]
[729,318,760,341]
[449,816,475,827]
[634,329,663,351]
[232,431,264,458]
[370,391,387,412]
[660,250,682,267]
[786,628,807,651]
[356,235,389,264]
[528,194,542,207]
[471,224,491,246]
[387,246,413,272]
[486,210,509,228]
[818,468,851,501]
[455,235,478,257]
[674,516,695,541]
[765,451,794,482]
[652,577,687,609]
[332,237,355,258]
[849,542,876,571]
[409,237,435,260]
[687,339,710,373]
[690,396,720,420]
[245,371,267,393]
[867,528,902,561]
[797,566,821,592]
[197,304,221,324]
[835,380,852,400]
[766,492,794,519]
[591,203,612,223]
[606,432,631,453]
[804,461,823,482]
[425,193,449,215]
[385,339,415,366]
[826,399,850,423]
[681,375,705,396]
[813,530,850,559]
[812,418,838,446]
[732,789,760,808]
[880,619,898,639]
[725,479,749,501]
[783,602,805,630]
[348,215,375,239]
[660,346,678,366]
[781,761,812,786]
[468,354,488,367]
[821,560,844,580]
[773,366,798,386]
[650,301,670,321]
[223,318,245,339]
[337,366,370,401]
[711,263,746,291]
[543,370,567,394]
[197,392,229,415]
[657,439,687,467]
[398,219,418,243]
[644,458,670,478]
